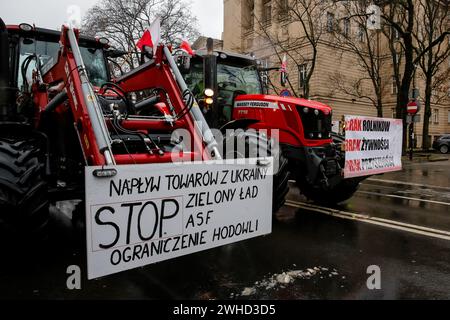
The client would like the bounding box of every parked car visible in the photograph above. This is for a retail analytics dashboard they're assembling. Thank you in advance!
[433,135,450,154]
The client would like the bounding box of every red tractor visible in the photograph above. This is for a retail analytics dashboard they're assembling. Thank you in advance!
[0,20,280,244]
[179,42,364,205]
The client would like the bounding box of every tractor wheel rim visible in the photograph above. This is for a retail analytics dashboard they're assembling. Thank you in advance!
[441,145,449,154]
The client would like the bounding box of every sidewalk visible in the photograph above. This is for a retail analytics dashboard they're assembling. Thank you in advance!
[401,151,449,164]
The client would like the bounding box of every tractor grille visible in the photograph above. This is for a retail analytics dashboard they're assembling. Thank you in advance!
[296,106,332,140]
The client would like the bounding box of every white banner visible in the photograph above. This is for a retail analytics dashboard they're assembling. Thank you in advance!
[85,159,273,279]
[344,116,403,178]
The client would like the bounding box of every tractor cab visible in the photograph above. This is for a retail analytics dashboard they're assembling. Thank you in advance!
[183,49,263,127]
[6,24,110,92]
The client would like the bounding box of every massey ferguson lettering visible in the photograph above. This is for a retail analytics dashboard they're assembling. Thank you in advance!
[235,101,278,109]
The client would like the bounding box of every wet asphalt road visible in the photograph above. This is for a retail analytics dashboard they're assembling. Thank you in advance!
[0,155,449,299]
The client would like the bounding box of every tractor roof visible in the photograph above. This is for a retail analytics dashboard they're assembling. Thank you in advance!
[193,49,256,64]
[6,24,106,48]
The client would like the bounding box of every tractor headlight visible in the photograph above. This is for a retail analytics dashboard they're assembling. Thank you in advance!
[205,97,214,105]
[204,88,214,97]
[314,109,320,116]
[303,107,309,113]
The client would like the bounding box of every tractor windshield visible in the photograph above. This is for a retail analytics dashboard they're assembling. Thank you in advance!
[186,59,262,100]
[18,37,109,90]
[183,54,262,123]
[217,63,262,96]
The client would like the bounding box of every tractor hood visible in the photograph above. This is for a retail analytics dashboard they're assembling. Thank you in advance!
[235,94,333,114]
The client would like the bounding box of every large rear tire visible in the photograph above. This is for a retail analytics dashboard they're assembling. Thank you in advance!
[0,138,50,243]
[222,131,289,214]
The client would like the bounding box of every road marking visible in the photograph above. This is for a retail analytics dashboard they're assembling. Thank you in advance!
[357,190,450,206]
[289,179,449,205]
[360,182,398,190]
[285,200,450,241]
[367,178,450,192]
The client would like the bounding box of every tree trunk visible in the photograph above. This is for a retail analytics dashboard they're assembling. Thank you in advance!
[377,101,383,118]
[376,88,383,117]
[397,33,415,154]
[422,76,433,150]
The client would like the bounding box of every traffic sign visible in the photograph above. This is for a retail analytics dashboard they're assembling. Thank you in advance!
[280,89,291,97]
[407,100,420,115]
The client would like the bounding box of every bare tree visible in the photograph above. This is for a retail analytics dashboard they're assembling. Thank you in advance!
[331,0,387,117]
[380,0,450,149]
[413,0,450,149]
[249,0,333,98]
[82,0,200,69]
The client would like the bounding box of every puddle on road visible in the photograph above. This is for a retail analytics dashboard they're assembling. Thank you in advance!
[231,266,341,298]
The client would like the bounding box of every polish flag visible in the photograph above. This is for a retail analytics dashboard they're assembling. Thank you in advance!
[136,17,161,53]
[179,39,195,56]
[280,54,287,72]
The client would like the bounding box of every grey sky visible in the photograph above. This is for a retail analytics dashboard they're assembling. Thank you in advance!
[0,0,224,39]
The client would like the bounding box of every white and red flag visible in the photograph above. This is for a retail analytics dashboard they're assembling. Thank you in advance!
[280,54,287,73]
[179,39,195,56]
[136,17,161,53]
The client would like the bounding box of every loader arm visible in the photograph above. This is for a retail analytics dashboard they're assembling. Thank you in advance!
[37,26,113,166]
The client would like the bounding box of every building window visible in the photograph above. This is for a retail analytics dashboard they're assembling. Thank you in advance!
[433,108,439,124]
[262,0,272,25]
[327,12,335,32]
[244,0,255,30]
[343,18,350,37]
[299,64,307,88]
[278,0,289,21]
[357,24,365,42]
[391,76,397,95]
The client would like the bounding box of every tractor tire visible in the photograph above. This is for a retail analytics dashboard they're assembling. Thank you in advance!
[0,138,50,244]
[294,132,359,206]
[296,175,359,206]
[222,131,289,214]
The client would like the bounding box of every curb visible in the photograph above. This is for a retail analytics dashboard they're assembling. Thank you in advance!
[428,157,449,162]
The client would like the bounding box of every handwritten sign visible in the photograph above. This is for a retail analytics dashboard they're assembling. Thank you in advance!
[344,116,403,178]
[85,159,273,279]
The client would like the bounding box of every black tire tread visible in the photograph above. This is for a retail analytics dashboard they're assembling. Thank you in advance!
[0,137,49,241]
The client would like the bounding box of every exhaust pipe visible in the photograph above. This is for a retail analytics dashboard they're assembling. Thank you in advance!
[0,18,9,88]
[0,18,17,120]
